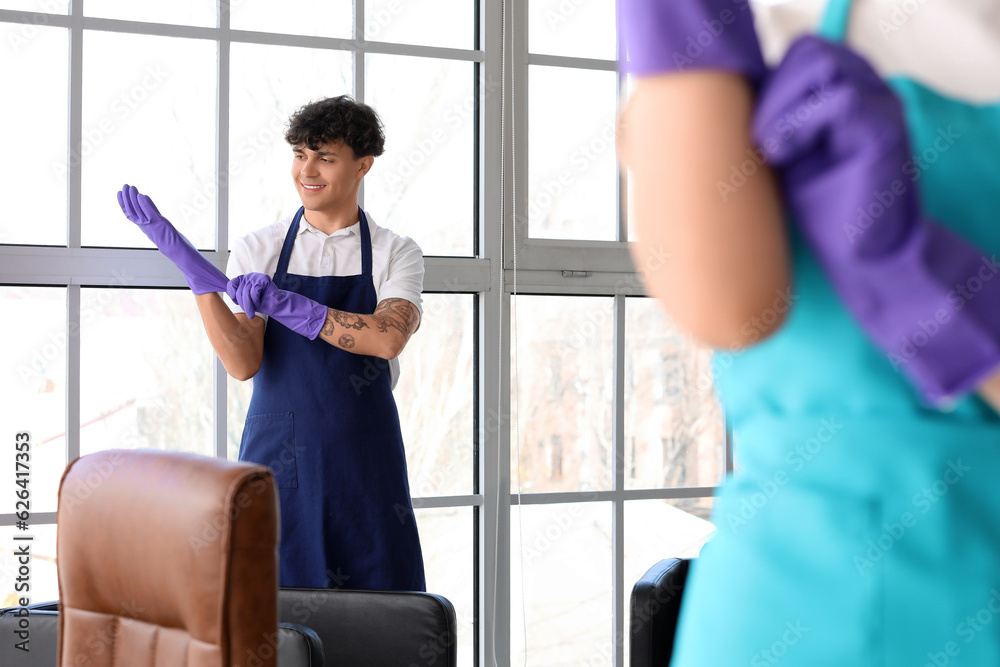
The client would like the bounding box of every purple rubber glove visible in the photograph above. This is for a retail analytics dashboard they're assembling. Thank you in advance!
[227,273,328,340]
[117,184,229,295]
[753,35,1000,403]
[617,0,766,83]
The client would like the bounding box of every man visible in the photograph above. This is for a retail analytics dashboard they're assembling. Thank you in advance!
[117,95,426,592]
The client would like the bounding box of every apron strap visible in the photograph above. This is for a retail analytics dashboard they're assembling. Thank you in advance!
[816,0,853,43]
[358,207,373,278]
[274,207,305,280]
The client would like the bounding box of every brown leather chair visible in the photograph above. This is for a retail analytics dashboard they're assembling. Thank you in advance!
[56,449,280,667]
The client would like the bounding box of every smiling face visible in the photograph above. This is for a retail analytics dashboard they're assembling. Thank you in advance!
[291,140,373,218]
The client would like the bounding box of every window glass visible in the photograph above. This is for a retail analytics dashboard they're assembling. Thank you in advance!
[365,0,474,49]
[0,0,67,11]
[416,506,475,667]
[397,294,475,497]
[365,54,475,256]
[228,42,353,245]
[85,0,215,27]
[529,66,617,241]
[529,0,616,60]
[511,502,612,664]
[511,295,614,493]
[0,23,67,246]
[82,31,216,249]
[80,289,215,457]
[230,0,352,39]
[0,287,66,513]
[625,297,725,489]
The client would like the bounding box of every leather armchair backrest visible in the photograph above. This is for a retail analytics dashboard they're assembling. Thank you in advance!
[56,449,279,667]
[629,558,690,667]
[279,587,457,666]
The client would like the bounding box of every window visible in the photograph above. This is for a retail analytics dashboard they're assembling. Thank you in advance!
[0,2,729,665]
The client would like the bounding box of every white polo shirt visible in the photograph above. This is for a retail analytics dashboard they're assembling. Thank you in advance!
[225,209,425,388]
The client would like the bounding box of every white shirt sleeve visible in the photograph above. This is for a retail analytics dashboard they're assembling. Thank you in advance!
[378,235,425,316]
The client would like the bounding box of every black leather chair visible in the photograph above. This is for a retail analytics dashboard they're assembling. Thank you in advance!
[0,602,58,667]
[279,587,457,667]
[629,558,691,667]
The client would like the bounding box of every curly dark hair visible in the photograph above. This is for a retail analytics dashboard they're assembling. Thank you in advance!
[285,95,385,158]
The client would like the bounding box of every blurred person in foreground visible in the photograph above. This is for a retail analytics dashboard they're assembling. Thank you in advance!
[618,0,1000,662]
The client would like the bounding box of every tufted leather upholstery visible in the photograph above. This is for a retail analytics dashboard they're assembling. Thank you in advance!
[55,449,279,667]
[0,605,324,667]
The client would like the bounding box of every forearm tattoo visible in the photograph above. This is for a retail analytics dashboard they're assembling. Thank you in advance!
[320,298,420,352]
[332,311,368,330]
[371,298,420,337]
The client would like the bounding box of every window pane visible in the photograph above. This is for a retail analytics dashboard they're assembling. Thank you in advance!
[511,502,611,664]
[529,66,617,241]
[85,0,215,27]
[0,287,66,513]
[80,289,214,457]
[228,43,353,245]
[622,497,716,660]
[230,0,352,38]
[0,23,67,246]
[0,0,67,11]
[511,296,613,493]
[82,31,216,249]
[365,0,474,50]
[415,506,474,667]
[397,294,475,497]
[365,54,475,256]
[0,524,58,607]
[625,297,725,489]
[529,0,616,60]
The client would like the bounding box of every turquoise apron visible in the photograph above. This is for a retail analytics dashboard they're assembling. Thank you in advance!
[670,2,1000,665]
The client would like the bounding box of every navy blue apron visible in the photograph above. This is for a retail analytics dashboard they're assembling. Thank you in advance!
[239,206,425,591]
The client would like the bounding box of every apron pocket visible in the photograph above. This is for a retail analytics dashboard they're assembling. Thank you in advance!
[240,412,298,489]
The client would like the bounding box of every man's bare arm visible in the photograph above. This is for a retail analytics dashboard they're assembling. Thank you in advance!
[316,297,421,359]
[194,292,266,380]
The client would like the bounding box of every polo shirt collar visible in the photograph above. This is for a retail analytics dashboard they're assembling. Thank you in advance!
[297,214,360,239]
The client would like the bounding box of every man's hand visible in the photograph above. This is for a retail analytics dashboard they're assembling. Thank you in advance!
[117,184,229,294]
[226,274,421,359]
[117,184,167,227]
[226,273,328,339]
[226,272,271,321]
